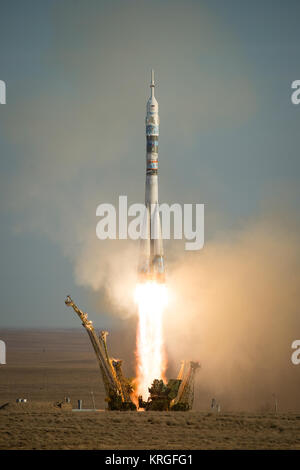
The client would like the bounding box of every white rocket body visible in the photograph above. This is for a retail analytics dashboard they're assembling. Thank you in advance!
[138,70,165,283]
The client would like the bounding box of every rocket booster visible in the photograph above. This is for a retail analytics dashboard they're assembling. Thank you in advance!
[138,70,165,283]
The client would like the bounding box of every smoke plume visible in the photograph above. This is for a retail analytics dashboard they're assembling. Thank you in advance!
[163,207,300,411]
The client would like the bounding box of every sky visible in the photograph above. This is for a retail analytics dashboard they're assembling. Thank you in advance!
[0,0,300,329]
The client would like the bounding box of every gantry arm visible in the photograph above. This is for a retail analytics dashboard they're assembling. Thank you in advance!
[65,296,120,398]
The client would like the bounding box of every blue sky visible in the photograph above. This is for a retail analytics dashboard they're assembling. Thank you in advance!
[0,0,300,328]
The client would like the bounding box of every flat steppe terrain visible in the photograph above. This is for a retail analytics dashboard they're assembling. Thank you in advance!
[0,329,299,450]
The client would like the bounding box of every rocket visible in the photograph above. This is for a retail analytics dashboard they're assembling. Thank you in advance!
[138,70,165,283]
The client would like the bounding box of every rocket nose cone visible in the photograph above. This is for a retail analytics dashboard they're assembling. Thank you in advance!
[147,96,158,114]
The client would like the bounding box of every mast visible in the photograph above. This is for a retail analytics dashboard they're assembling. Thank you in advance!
[65,296,119,400]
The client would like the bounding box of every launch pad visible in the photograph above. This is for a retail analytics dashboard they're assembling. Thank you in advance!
[65,295,199,411]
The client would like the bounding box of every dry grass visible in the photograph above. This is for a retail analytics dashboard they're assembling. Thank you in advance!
[1,405,300,449]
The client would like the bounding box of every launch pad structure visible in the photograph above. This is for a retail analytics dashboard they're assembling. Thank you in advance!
[65,295,200,411]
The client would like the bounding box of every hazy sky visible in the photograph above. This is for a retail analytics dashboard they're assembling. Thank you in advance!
[0,0,300,328]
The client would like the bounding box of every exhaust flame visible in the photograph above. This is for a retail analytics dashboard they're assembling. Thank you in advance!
[134,281,168,399]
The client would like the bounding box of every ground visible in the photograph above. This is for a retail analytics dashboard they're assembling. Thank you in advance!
[1,405,300,449]
[0,329,299,450]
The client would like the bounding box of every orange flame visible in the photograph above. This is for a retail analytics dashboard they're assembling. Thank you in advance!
[134,281,168,399]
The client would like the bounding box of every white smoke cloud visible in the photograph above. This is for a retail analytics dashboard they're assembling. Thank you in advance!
[163,205,300,411]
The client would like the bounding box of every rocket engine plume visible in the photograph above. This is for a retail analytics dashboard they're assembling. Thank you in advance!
[134,282,168,398]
